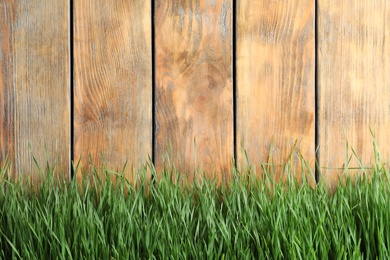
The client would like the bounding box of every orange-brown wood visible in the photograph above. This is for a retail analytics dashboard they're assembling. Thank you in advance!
[74,0,152,181]
[0,0,70,181]
[236,0,315,181]
[0,1,14,172]
[155,0,233,183]
[318,1,390,189]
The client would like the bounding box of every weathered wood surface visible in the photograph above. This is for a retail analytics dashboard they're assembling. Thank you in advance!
[155,0,233,182]
[74,0,152,180]
[0,1,14,172]
[236,0,315,180]
[318,1,390,188]
[0,0,70,180]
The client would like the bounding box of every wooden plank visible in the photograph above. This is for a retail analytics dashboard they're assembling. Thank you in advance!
[74,0,152,181]
[0,1,14,172]
[318,1,390,189]
[0,1,70,181]
[236,0,315,181]
[155,0,233,183]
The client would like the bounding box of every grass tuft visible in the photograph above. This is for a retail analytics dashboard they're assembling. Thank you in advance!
[1,156,390,259]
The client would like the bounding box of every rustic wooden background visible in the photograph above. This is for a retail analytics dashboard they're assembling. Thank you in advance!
[1,0,389,189]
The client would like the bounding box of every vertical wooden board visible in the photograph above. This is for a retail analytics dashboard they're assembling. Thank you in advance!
[155,0,233,182]
[0,1,14,171]
[0,1,70,181]
[237,0,315,180]
[74,0,152,181]
[318,1,390,188]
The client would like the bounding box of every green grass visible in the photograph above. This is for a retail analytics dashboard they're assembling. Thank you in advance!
[1,157,390,259]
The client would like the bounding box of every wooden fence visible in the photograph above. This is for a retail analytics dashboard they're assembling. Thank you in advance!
[1,1,389,189]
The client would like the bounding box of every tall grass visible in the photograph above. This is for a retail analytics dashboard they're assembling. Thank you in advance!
[1,157,390,259]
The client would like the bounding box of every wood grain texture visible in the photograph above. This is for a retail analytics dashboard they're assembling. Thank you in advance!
[0,0,69,180]
[155,0,233,182]
[74,0,152,180]
[0,1,14,171]
[318,1,390,188]
[236,0,315,181]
